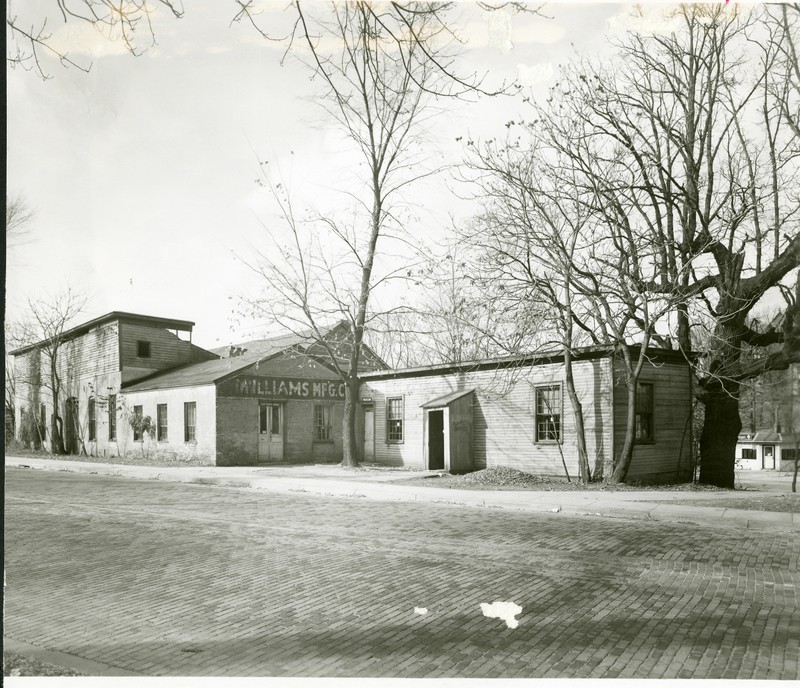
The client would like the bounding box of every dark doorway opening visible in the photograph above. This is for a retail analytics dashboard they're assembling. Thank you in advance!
[428,410,445,470]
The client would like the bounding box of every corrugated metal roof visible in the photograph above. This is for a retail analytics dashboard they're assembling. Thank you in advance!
[122,354,265,392]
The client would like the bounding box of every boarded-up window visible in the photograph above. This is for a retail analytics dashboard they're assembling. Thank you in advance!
[741,448,756,460]
[184,402,196,442]
[133,405,144,441]
[108,394,117,441]
[387,397,404,443]
[88,398,96,441]
[535,385,561,442]
[635,382,654,442]
[314,404,332,441]
[157,404,168,441]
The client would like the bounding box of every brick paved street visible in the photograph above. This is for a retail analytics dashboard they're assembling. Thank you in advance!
[4,468,799,679]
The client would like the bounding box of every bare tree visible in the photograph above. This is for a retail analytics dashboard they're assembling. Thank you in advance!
[6,193,34,253]
[16,289,87,454]
[7,0,184,80]
[470,5,799,488]
[243,1,465,467]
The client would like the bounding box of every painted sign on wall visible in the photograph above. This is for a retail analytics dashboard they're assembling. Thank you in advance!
[218,375,346,400]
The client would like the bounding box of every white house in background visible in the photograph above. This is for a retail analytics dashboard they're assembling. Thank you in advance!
[736,430,799,471]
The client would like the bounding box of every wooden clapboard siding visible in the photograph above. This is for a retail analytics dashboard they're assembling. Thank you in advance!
[59,321,120,380]
[119,322,214,383]
[612,358,693,480]
[361,356,615,476]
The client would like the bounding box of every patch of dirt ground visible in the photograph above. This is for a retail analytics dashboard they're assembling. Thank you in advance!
[393,467,800,512]
[394,466,729,492]
[3,651,85,677]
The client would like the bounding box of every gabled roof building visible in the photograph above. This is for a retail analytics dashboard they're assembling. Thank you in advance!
[13,311,695,481]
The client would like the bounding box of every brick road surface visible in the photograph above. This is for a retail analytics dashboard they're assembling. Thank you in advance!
[4,469,799,679]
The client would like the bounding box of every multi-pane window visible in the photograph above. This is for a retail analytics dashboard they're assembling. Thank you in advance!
[784,448,797,462]
[184,402,197,442]
[635,382,654,442]
[137,341,151,358]
[108,394,117,441]
[157,404,168,441]
[88,398,97,441]
[386,397,404,443]
[133,405,144,441]
[535,385,562,442]
[741,448,757,460]
[314,404,333,441]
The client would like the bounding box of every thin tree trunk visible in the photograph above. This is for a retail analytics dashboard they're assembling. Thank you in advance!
[564,347,590,483]
[610,381,638,484]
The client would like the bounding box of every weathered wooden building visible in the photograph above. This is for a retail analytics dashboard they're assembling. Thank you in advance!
[358,347,694,482]
[13,311,693,479]
[12,313,386,465]
[11,312,217,457]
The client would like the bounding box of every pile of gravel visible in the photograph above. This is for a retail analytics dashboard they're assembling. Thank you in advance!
[451,466,555,487]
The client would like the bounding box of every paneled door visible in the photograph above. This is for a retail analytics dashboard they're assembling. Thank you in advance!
[258,402,284,462]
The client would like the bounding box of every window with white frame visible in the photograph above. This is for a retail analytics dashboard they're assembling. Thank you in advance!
[157,404,168,441]
[386,397,404,443]
[184,402,196,442]
[133,405,144,441]
[314,404,333,441]
[535,385,561,442]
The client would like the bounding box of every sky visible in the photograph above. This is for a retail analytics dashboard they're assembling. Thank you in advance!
[7,1,660,350]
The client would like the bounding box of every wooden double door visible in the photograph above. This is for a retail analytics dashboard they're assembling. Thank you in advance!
[258,402,284,462]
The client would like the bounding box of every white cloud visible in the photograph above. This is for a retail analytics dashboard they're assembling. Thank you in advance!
[46,21,131,59]
[511,19,566,47]
[517,61,555,87]
[486,9,514,55]
[607,5,682,37]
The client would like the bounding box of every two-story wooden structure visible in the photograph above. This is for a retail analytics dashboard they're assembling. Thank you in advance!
[11,312,217,457]
[12,314,387,465]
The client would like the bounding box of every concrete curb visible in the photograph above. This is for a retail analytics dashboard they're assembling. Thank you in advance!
[3,636,144,677]
[6,457,799,532]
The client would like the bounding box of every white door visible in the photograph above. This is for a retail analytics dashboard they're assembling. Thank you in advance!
[764,445,775,470]
[258,403,284,462]
[363,407,374,461]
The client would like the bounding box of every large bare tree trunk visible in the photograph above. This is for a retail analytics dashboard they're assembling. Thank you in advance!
[699,382,741,488]
[342,377,360,467]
